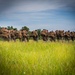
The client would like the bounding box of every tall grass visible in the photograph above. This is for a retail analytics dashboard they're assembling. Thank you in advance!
[0,40,75,75]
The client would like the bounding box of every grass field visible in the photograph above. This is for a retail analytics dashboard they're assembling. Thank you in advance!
[0,40,75,75]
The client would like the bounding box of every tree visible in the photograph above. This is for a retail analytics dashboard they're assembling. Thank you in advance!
[7,26,17,30]
[11,26,13,29]
[0,26,2,29]
[13,28,17,30]
[7,26,13,30]
[37,29,41,39]
[21,26,29,31]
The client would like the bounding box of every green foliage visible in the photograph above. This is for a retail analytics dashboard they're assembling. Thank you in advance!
[7,26,17,30]
[0,26,2,29]
[37,29,41,39]
[13,28,17,30]
[0,41,75,75]
[7,26,13,30]
[0,38,4,41]
[21,26,29,31]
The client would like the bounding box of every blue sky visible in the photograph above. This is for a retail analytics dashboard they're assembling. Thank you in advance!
[0,0,75,31]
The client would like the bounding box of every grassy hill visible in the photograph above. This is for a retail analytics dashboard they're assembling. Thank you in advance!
[0,40,75,75]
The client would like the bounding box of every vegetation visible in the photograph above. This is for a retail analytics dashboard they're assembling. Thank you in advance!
[21,26,29,31]
[7,26,17,30]
[37,29,41,39]
[0,26,2,29]
[0,40,75,75]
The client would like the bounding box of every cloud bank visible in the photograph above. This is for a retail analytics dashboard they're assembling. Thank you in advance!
[0,0,75,31]
[0,0,75,13]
